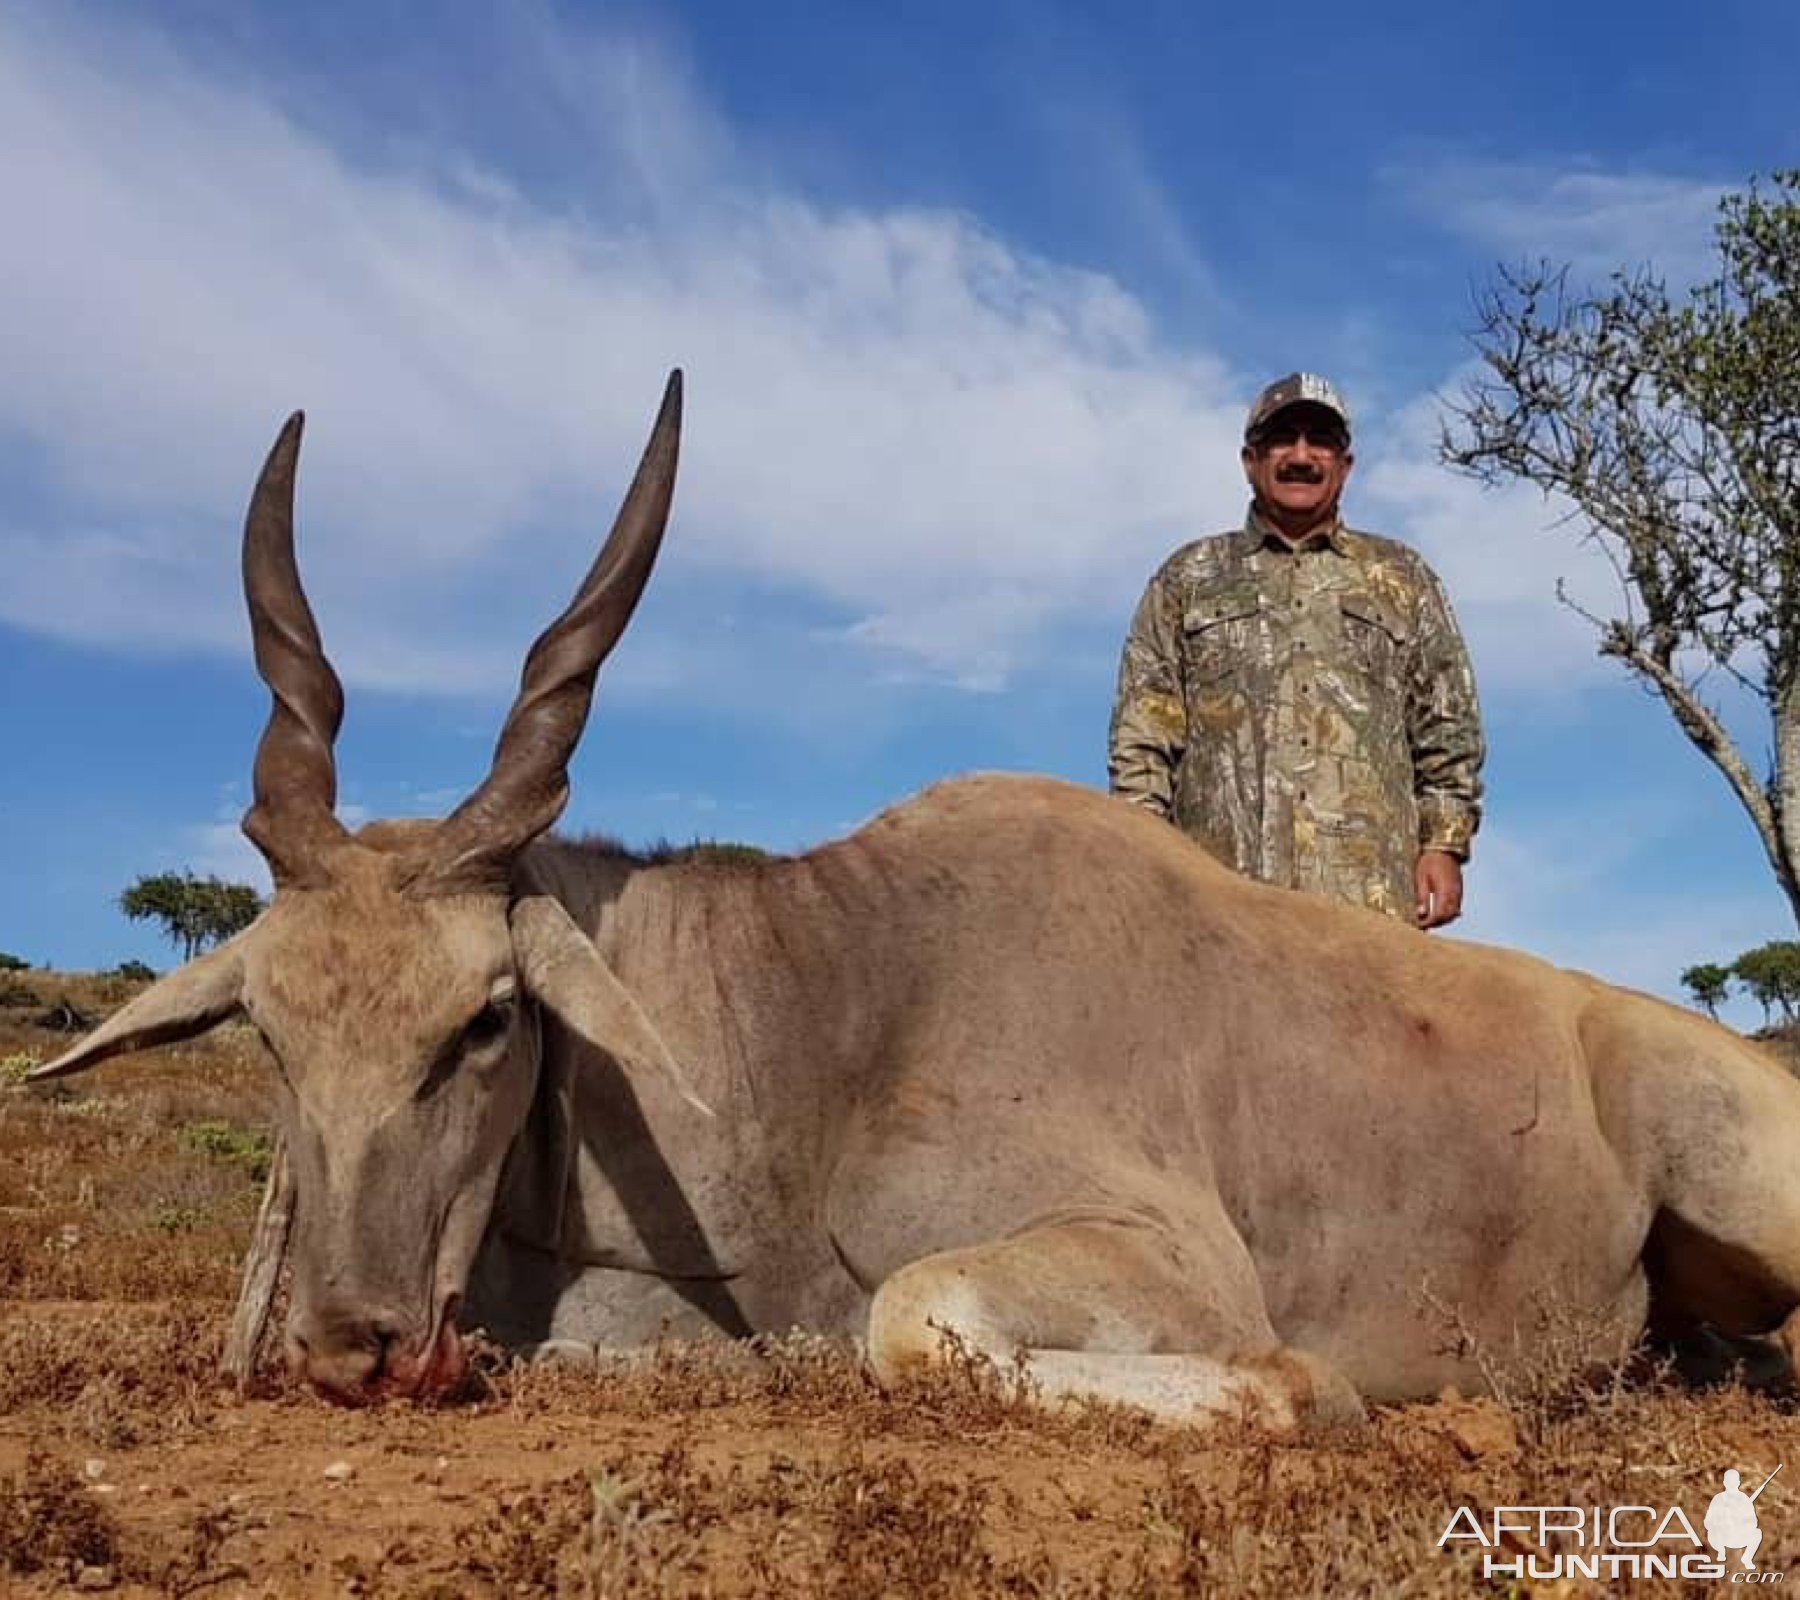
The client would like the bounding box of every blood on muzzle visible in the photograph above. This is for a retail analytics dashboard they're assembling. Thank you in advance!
[287,1297,465,1403]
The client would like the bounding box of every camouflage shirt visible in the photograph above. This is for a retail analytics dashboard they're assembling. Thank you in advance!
[1108,509,1484,919]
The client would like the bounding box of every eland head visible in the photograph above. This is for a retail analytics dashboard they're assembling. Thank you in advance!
[35,374,700,1401]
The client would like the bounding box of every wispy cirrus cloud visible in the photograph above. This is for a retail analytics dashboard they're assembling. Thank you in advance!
[1457,793,1783,1018]
[1354,381,1621,703]
[0,6,1718,719]
[1388,158,1725,282]
[0,4,1244,699]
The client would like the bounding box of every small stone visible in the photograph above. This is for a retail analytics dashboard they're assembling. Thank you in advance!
[323,1460,355,1481]
[74,1565,115,1592]
[83,1458,106,1480]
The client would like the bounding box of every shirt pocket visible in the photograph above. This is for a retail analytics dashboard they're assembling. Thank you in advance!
[1181,599,1261,688]
[1337,593,1411,684]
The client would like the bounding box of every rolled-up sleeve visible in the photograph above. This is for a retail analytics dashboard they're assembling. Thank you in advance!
[1108,570,1188,820]
[1407,565,1484,858]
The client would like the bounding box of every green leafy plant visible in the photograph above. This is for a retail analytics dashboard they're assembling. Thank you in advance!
[178,1119,274,1182]
[152,1205,207,1235]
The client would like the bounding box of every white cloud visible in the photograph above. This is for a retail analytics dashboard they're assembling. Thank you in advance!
[1,10,1731,730]
[182,791,370,890]
[184,821,272,894]
[1355,383,1622,700]
[1390,159,1725,282]
[1452,775,1788,1016]
[0,6,1244,699]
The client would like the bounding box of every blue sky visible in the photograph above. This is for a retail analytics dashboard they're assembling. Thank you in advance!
[3,0,1797,1020]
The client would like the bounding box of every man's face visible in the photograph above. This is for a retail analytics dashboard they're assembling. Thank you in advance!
[1241,403,1353,529]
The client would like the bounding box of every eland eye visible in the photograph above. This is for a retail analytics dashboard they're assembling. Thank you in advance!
[417,997,517,1100]
[463,998,514,1050]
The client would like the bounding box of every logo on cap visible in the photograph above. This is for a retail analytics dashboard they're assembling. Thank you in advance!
[1246,373,1352,441]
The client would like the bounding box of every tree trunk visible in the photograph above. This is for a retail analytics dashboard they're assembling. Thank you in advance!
[1774,683,1800,929]
[1620,641,1800,930]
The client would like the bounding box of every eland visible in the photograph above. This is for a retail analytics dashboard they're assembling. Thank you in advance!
[37,373,1800,1425]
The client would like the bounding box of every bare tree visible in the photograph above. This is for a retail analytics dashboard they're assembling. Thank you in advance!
[1442,172,1800,924]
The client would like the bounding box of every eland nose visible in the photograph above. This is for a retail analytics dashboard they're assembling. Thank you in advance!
[287,1308,406,1400]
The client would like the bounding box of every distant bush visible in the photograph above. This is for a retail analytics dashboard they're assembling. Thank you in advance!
[0,952,28,972]
[645,838,774,866]
[1734,942,1800,1026]
[109,960,156,983]
[1680,962,1733,1020]
[1682,940,1800,1026]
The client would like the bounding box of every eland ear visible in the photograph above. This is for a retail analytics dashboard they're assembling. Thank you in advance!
[29,935,250,1082]
[509,895,713,1119]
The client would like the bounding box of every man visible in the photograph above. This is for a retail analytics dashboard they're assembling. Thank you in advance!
[1108,373,1483,927]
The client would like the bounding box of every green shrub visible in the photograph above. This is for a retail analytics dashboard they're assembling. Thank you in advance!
[152,1205,207,1235]
[178,1120,274,1182]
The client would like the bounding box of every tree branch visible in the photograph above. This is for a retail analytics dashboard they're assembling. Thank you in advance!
[1603,631,1786,879]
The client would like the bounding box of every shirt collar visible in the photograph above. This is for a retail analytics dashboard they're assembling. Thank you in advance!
[1240,504,1349,556]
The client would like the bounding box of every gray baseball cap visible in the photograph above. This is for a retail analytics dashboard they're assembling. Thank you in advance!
[1244,372,1352,442]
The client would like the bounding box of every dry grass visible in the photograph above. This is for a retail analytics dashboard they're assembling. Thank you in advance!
[4,972,1800,1596]
[0,971,272,1306]
[0,1450,122,1584]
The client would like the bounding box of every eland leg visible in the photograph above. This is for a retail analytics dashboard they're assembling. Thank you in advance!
[865,1213,1361,1431]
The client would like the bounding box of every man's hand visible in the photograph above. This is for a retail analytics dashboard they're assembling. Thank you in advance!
[1414,851,1464,930]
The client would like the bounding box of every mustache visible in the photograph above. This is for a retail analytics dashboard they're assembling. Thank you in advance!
[1275,463,1326,483]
